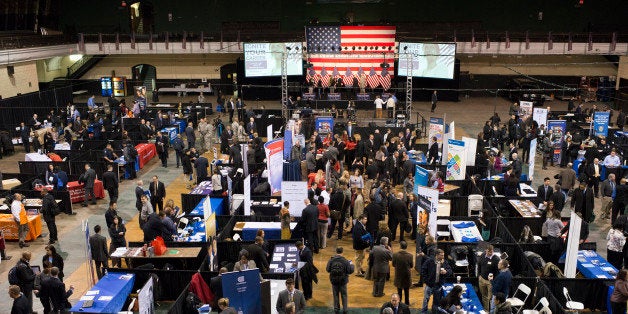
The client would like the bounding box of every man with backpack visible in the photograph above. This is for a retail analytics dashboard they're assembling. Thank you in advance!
[9,251,36,313]
[326,247,354,314]
[41,188,59,244]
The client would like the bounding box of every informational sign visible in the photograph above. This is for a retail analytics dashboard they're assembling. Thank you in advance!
[396,42,456,79]
[100,77,113,97]
[315,116,334,140]
[533,107,548,128]
[244,175,251,215]
[138,276,154,314]
[564,211,583,278]
[519,101,533,122]
[547,120,566,164]
[283,129,293,160]
[417,186,439,238]
[461,136,478,167]
[281,181,308,217]
[243,42,303,77]
[593,111,610,137]
[414,165,430,193]
[428,117,445,145]
[112,77,126,97]
[222,269,262,314]
[264,139,284,194]
[446,139,467,180]
[528,138,537,180]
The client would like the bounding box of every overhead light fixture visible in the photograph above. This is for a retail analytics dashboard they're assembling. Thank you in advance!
[69,54,83,62]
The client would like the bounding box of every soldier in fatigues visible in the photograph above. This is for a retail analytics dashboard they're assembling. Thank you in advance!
[197,117,209,154]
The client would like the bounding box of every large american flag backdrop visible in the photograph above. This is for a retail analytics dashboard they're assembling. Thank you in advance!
[305,25,396,90]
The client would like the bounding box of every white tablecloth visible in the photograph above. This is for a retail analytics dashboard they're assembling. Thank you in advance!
[449,221,483,242]
[25,153,51,162]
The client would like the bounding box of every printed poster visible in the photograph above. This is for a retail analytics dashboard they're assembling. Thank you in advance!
[428,117,444,145]
[264,138,284,194]
[547,120,566,164]
[446,139,467,180]
[417,186,439,238]
[519,101,533,122]
[593,111,610,137]
[414,165,430,194]
[461,136,478,167]
[222,269,262,314]
[533,107,548,128]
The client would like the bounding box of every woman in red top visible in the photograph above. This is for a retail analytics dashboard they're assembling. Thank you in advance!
[316,196,330,249]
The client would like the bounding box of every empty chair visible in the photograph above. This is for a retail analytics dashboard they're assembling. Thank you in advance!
[522,297,549,314]
[506,283,532,314]
[563,287,584,311]
[468,194,483,217]
[450,245,470,277]
[436,219,451,241]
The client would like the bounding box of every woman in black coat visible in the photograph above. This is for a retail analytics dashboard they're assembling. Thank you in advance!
[43,245,64,281]
[109,216,127,267]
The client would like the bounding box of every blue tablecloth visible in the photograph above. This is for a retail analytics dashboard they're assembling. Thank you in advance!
[574,250,617,279]
[443,283,484,313]
[188,197,225,217]
[179,220,206,242]
[175,119,186,134]
[574,158,608,181]
[70,272,135,313]
[161,127,178,144]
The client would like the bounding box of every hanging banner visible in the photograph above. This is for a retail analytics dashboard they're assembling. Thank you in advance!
[281,181,308,217]
[264,138,284,194]
[446,139,467,180]
[222,269,262,314]
[283,129,293,160]
[547,120,566,164]
[564,211,583,278]
[447,121,455,139]
[533,107,548,128]
[461,136,478,167]
[414,165,430,193]
[519,101,533,122]
[428,117,445,145]
[528,138,537,180]
[593,111,610,137]
[315,116,334,140]
[417,186,439,238]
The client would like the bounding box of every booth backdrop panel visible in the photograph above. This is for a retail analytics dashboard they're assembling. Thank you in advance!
[18,161,70,178]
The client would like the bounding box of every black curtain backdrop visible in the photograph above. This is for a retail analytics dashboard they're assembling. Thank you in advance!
[0,87,72,133]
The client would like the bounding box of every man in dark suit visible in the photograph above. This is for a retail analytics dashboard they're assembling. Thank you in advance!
[185,122,196,149]
[352,215,370,276]
[246,236,269,273]
[421,249,452,314]
[149,175,166,213]
[19,122,31,153]
[308,183,319,203]
[380,293,411,314]
[373,129,383,151]
[301,198,319,252]
[389,192,409,242]
[9,285,30,314]
[245,117,257,137]
[89,225,108,279]
[585,158,602,197]
[40,267,73,312]
[427,136,439,165]
[370,236,393,297]
[571,182,595,223]
[392,241,414,305]
[296,241,316,301]
[79,163,97,207]
[41,189,59,244]
[135,179,144,215]
[275,278,306,314]
[155,131,169,167]
[102,164,119,204]
[511,153,522,179]
[139,119,152,140]
[364,201,384,246]
[536,177,554,209]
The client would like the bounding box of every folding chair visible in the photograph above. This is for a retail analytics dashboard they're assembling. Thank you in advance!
[436,219,451,241]
[506,283,532,314]
[468,194,483,217]
[522,297,549,314]
[563,287,584,312]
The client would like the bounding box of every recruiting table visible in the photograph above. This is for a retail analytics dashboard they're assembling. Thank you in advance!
[67,179,105,203]
[0,214,41,241]
[449,221,483,243]
[135,143,156,169]
[574,250,617,279]
[70,272,135,313]
[188,197,225,217]
[112,247,202,269]
[234,222,298,241]
[24,153,52,162]
[443,283,484,313]
[508,199,541,218]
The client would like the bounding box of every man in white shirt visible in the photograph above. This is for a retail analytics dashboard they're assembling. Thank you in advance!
[374,95,384,119]
[603,149,621,179]
[320,187,331,205]
[11,193,29,247]
[386,96,395,119]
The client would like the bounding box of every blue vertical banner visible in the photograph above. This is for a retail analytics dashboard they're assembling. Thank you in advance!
[315,116,334,140]
[283,129,293,160]
[222,269,262,314]
[547,120,566,164]
[593,111,610,137]
[414,165,429,194]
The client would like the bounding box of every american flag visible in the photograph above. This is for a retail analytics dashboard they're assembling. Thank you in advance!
[366,67,379,88]
[306,26,396,80]
[343,67,354,86]
[380,67,391,91]
[320,67,330,87]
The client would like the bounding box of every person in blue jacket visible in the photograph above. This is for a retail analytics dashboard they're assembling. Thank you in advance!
[491,259,513,312]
